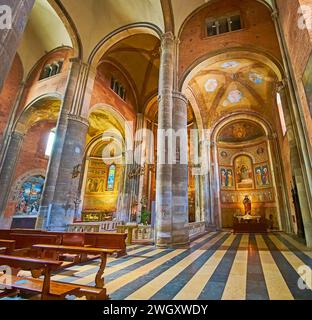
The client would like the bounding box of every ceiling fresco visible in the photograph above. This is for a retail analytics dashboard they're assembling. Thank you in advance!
[218,120,266,143]
[187,58,278,127]
[87,108,126,144]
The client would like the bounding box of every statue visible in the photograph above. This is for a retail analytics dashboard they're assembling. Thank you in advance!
[243,195,251,215]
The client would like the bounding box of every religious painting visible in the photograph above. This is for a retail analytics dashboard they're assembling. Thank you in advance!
[303,53,312,117]
[249,72,263,84]
[15,175,45,215]
[221,61,240,69]
[234,155,254,190]
[255,164,271,188]
[205,78,218,93]
[220,168,234,189]
[223,90,243,106]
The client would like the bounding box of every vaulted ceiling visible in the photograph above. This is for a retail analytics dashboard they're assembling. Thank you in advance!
[186,56,278,127]
[102,34,160,110]
[17,0,274,78]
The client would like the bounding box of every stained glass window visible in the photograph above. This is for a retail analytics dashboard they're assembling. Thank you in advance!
[106,164,116,191]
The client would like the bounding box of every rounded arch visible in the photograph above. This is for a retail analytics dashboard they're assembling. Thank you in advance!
[24,46,73,83]
[211,111,274,144]
[177,0,274,38]
[47,0,82,59]
[180,49,284,93]
[88,23,163,68]
[13,94,62,134]
[86,103,134,158]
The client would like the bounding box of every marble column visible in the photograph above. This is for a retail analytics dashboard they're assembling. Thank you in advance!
[0,130,24,226]
[0,0,34,91]
[272,9,312,245]
[155,32,174,247]
[37,59,91,230]
[278,83,312,246]
[171,92,189,245]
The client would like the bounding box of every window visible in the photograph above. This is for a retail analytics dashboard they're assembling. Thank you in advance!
[39,60,63,80]
[276,93,287,136]
[106,164,116,191]
[206,14,242,37]
[45,129,56,157]
[110,77,126,101]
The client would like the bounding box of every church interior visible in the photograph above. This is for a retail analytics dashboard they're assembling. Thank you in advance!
[0,0,312,301]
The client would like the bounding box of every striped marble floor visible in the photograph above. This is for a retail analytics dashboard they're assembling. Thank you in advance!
[49,231,312,300]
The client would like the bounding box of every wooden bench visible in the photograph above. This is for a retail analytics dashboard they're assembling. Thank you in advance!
[0,240,16,255]
[0,230,128,257]
[85,232,127,257]
[0,254,80,300]
[32,244,118,300]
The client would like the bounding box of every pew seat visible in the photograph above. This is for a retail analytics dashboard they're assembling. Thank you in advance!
[8,275,81,299]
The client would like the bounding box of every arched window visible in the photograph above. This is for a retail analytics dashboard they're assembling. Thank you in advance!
[39,64,52,80]
[106,164,116,191]
[276,93,287,136]
[39,60,64,80]
[45,129,56,157]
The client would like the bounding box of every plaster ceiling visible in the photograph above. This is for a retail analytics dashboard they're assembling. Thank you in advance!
[87,108,126,144]
[18,0,72,77]
[187,57,278,126]
[102,34,160,110]
[218,120,266,143]
[60,0,164,60]
[15,97,61,133]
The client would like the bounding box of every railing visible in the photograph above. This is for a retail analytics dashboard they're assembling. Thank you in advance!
[67,221,123,233]
[134,225,154,241]
[188,222,206,238]
[117,224,154,242]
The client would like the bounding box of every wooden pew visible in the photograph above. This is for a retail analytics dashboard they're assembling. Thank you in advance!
[0,240,16,254]
[8,233,62,257]
[33,244,119,300]
[85,232,127,257]
[0,254,80,300]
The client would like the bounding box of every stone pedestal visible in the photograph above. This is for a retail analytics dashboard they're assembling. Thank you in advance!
[0,0,34,91]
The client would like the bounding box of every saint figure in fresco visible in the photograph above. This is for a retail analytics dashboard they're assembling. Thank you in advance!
[226,170,233,187]
[243,195,252,215]
[261,167,269,185]
[256,168,262,186]
[221,169,226,187]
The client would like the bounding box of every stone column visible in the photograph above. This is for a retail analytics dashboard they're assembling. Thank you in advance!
[0,131,24,226]
[155,32,174,247]
[278,82,312,246]
[0,0,34,91]
[37,59,91,230]
[171,92,189,245]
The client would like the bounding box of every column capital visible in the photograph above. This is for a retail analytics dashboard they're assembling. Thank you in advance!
[161,31,175,43]
[271,10,279,21]
[172,91,188,104]
[67,114,89,128]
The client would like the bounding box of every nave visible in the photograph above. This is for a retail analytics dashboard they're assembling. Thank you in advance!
[3,232,311,301]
